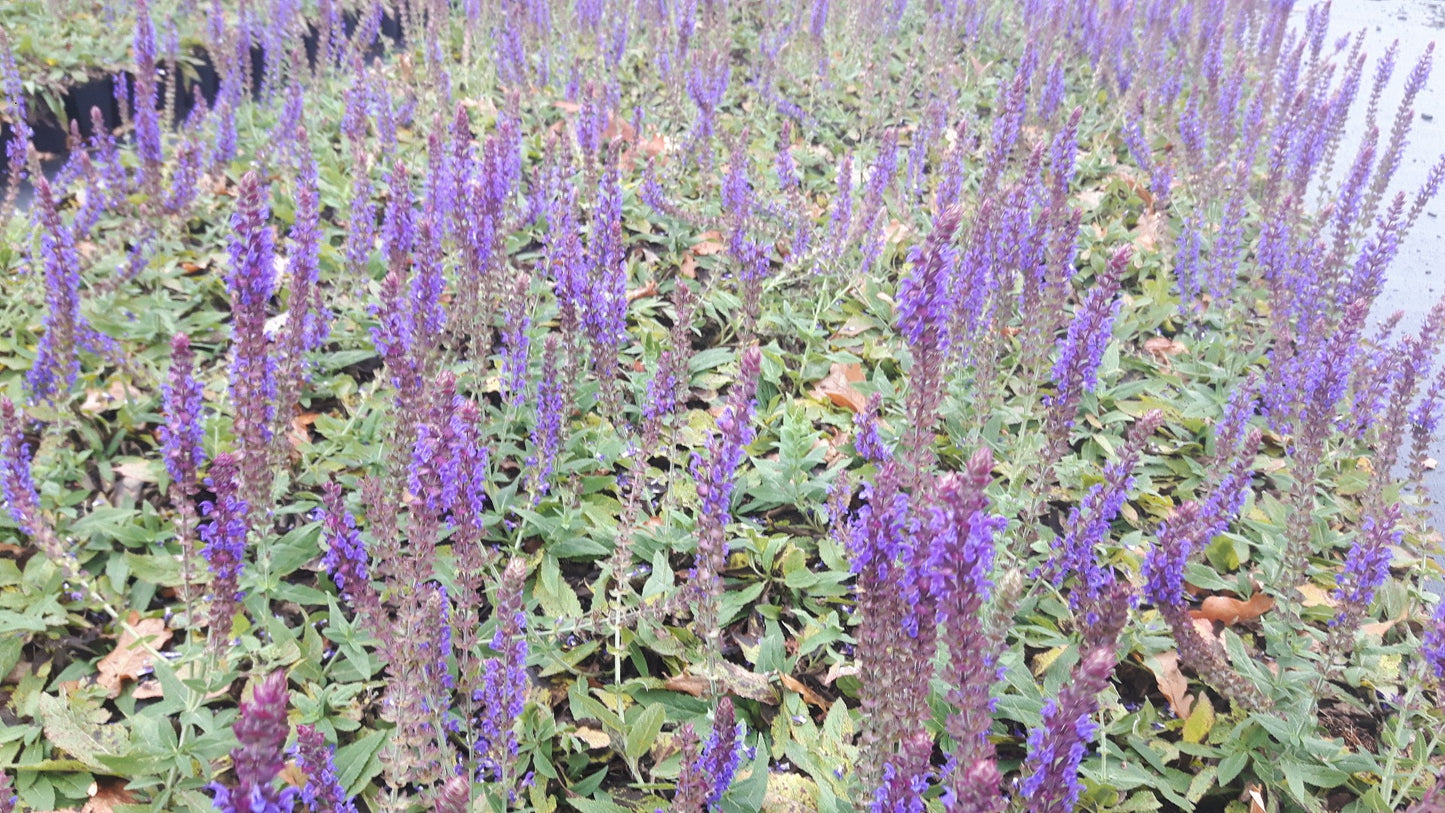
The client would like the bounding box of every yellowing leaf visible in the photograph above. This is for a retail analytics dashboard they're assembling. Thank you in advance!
[1182,693,1214,743]
[1031,646,1068,677]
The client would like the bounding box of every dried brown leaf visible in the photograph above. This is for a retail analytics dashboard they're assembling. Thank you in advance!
[82,778,139,813]
[1147,650,1194,718]
[1143,336,1187,359]
[778,674,826,709]
[96,615,172,698]
[812,362,868,413]
[1191,592,1274,626]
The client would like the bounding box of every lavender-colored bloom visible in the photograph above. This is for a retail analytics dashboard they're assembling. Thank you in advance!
[1,32,32,214]
[897,208,962,479]
[319,481,372,607]
[1044,246,1130,430]
[27,178,111,403]
[527,335,567,501]
[293,725,356,813]
[687,52,730,164]
[586,162,628,390]
[290,146,327,353]
[1040,57,1066,121]
[474,558,528,786]
[641,158,669,214]
[674,698,744,810]
[1047,411,1162,619]
[0,768,14,813]
[853,393,889,464]
[1,399,43,541]
[212,95,238,169]
[1331,503,1403,624]
[226,173,278,511]
[775,122,798,191]
[1018,611,1123,813]
[928,452,1007,813]
[1424,600,1445,682]
[698,698,744,808]
[164,139,205,213]
[200,453,248,645]
[210,671,297,813]
[855,133,899,276]
[691,346,761,640]
[821,153,854,265]
[131,0,163,187]
[160,333,206,574]
[500,276,533,407]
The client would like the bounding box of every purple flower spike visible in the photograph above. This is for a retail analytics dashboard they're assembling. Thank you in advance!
[1044,245,1130,450]
[226,172,278,512]
[293,725,356,813]
[1330,503,1403,635]
[160,333,207,598]
[690,346,762,641]
[1424,599,1445,684]
[674,697,745,811]
[1019,645,1116,813]
[200,453,249,647]
[27,177,112,403]
[211,671,297,813]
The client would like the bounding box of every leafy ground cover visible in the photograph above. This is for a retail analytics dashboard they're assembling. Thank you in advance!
[2,0,1445,811]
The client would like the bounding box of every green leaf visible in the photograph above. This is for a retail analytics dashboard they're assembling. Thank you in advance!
[624,703,666,761]
[335,729,389,795]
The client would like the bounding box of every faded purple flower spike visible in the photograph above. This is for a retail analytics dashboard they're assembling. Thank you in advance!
[1019,643,1116,813]
[473,557,528,789]
[527,335,567,501]
[319,480,380,629]
[132,0,164,193]
[690,346,762,648]
[293,725,356,813]
[161,333,207,599]
[0,767,14,813]
[200,453,248,647]
[211,670,297,813]
[896,207,962,483]
[929,450,1007,813]
[1046,411,1163,621]
[1424,599,1445,684]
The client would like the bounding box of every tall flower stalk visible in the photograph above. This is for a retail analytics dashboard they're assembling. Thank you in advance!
[691,346,761,668]
[160,333,207,613]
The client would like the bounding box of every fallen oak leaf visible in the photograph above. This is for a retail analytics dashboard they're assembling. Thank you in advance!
[1191,592,1275,626]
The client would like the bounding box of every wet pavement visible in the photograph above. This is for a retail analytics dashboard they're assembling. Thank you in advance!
[1311,0,1445,530]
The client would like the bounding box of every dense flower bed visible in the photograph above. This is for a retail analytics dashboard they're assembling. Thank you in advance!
[2,0,1445,810]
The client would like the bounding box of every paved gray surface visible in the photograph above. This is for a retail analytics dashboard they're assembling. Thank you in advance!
[1309,0,1445,534]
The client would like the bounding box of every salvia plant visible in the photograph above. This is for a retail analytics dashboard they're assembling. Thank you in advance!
[2,0,1445,811]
